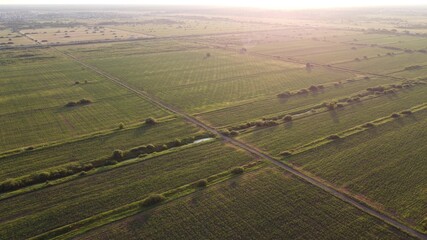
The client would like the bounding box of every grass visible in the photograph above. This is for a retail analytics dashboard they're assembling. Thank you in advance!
[286,108,427,232]
[0,141,255,239]
[239,85,427,156]
[75,167,413,240]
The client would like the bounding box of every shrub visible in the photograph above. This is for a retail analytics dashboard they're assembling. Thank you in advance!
[141,194,165,207]
[230,130,239,137]
[391,113,400,118]
[401,110,413,115]
[336,103,344,108]
[327,134,340,140]
[112,149,124,160]
[283,115,293,122]
[78,99,92,105]
[277,91,291,98]
[105,159,118,166]
[280,151,293,157]
[118,123,125,130]
[195,179,208,188]
[362,122,375,128]
[230,167,244,175]
[308,85,318,92]
[65,101,77,107]
[384,89,396,94]
[145,117,157,125]
[75,81,80,84]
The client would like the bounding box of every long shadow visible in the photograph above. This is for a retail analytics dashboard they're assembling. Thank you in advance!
[328,110,340,124]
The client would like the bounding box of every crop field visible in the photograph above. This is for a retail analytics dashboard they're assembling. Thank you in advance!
[71,47,354,112]
[286,108,427,232]
[0,141,256,239]
[77,167,412,240]
[107,17,283,37]
[0,117,202,181]
[197,76,397,127]
[336,53,427,74]
[239,85,427,156]
[0,5,426,240]
[0,48,169,152]
[22,26,151,44]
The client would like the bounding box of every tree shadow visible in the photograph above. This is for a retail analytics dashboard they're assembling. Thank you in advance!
[328,110,340,124]
[284,121,293,129]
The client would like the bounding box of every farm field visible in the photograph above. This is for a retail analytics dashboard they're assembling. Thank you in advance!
[74,47,354,112]
[0,117,202,181]
[0,47,169,152]
[0,5,426,240]
[77,167,413,240]
[239,85,427,156]
[286,108,427,232]
[0,141,255,239]
[22,26,152,44]
[197,76,396,127]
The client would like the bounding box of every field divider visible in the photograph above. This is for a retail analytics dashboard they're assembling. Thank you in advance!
[28,161,265,240]
[54,47,427,240]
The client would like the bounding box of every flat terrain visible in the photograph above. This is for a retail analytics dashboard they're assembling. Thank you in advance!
[0,6,426,240]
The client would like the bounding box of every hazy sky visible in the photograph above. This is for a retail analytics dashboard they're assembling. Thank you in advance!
[0,0,426,9]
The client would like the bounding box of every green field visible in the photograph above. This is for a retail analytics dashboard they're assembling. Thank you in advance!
[0,6,426,240]
[0,141,255,239]
[239,85,427,156]
[286,108,427,232]
[77,167,413,240]
[0,48,169,152]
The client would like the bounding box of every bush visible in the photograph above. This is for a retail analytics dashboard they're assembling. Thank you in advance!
[283,115,293,122]
[230,167,244,175]
[112,149,124,160]
[362,122,375,128]
[145,117,157,125]
[65,101,77,107]
[195,179,208,188]
[336,103,344,108]
[308,85,318,92]
[118,123,125,129]
[327,134,341,140]
[391,113,400,118]
[277,91,291,98]
[280,151,293,157]
[105,159,118,166]
[141,194,165,207]
[230,130,239,137]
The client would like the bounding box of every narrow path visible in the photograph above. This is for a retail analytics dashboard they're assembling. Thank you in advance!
[54,47,427,240]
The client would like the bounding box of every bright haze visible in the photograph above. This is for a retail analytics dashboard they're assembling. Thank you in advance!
[1,0,426,9]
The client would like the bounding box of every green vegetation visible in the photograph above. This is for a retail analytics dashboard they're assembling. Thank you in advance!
[0,7,426,239]
[285,108,427,232]
[76,168,413,240]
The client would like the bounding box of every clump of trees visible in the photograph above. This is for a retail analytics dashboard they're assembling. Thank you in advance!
[0,163,94,193]
[108,133,215,164]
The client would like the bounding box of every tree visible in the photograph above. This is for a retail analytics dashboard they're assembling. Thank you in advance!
[145,117,157,125]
